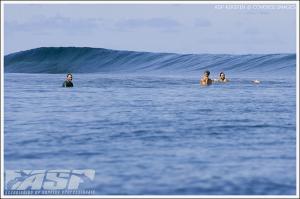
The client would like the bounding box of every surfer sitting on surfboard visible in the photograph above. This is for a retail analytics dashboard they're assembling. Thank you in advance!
[62,73,73,87]
[200,70,213,86]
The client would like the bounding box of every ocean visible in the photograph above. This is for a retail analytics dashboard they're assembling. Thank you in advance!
[3,47,297,195]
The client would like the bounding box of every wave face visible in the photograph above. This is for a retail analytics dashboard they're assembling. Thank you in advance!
[4,47,296,76]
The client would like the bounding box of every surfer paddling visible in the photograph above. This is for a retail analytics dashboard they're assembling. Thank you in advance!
[62,73,73,87]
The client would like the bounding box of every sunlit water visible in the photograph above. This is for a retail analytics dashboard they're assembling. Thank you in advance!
[4,73,296,195]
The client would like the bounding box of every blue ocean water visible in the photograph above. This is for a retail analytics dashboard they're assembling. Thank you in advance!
[4,47,296,76]
[4,48,297,195]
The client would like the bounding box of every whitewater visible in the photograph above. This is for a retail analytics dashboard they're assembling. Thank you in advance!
[4,47,297,195]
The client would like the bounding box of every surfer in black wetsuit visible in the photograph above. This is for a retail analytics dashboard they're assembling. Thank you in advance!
[62,73,73,87]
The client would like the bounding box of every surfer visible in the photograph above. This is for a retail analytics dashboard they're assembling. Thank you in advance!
[200,70,213,86]
[217,72,229,82]
[62,73,73,87]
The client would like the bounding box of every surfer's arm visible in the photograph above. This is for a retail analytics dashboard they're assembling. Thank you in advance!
[200,78,208,85]
[62,81,67,87]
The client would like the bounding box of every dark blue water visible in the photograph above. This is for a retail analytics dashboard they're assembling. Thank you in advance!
[4,47,297,195]
[4,47,296,77]
[4,71,296,195]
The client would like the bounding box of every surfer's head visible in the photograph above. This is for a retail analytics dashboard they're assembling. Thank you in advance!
[204,70,210,77]
[219,72,225,80]
[66,73,73,82]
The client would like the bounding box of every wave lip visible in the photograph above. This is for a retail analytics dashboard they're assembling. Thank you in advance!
[4,47,296,75]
